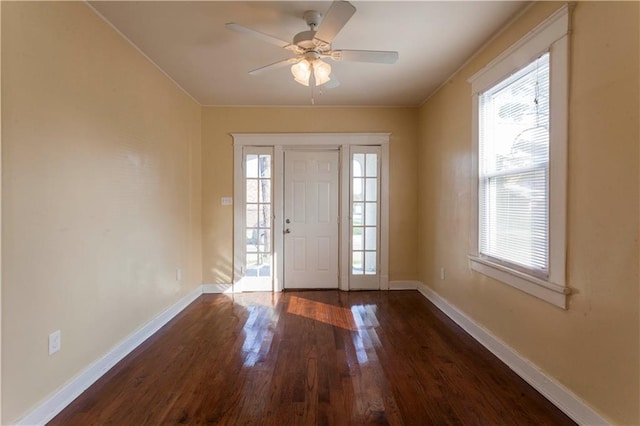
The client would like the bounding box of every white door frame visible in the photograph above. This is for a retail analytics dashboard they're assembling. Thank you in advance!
[232,133,390,292]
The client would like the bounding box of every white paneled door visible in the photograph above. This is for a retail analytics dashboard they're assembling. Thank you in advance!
[284,150,339,289]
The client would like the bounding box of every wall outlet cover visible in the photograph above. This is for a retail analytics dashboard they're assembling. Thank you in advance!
[49,330,61,355]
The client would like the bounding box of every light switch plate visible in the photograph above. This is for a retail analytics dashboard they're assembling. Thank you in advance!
[49,330,61,355]
[221,197,233,206]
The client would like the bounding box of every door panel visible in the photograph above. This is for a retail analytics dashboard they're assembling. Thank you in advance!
[284,150,339,289]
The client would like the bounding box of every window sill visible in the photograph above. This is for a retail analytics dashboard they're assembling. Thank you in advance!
[468,255,569,309]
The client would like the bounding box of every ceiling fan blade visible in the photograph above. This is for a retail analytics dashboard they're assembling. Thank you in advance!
[226,23,295,50]
[323,76,340,89]
[249,57,300,76]
[330,50,399,64]
[313,1,356,45]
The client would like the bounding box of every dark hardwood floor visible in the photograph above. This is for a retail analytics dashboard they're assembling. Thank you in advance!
[50,291,575,425]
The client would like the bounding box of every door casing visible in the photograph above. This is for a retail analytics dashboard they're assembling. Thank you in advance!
[233,133,390,292]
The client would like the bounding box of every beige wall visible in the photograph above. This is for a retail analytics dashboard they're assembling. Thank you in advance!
[202,107,419,285]
[418,2,639,424]
[1,3,202,423]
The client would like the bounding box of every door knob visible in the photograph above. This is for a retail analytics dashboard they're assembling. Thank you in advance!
[284,228,291,234]
[285,219,291,224]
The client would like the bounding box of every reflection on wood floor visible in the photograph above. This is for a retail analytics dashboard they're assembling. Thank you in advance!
[50,291,575,425]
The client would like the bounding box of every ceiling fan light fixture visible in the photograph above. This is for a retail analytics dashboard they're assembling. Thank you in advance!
[291,59,311,86]
[313,59,332,86]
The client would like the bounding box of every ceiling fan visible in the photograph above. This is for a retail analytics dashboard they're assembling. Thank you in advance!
[226,0,399,88]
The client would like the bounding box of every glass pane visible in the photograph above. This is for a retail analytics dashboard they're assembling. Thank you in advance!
[246,229,258,252]
[246,254,259,277]
[480,169,548,270]
[479,54,549,176]
[353,154,365,177]
[257,204,271,229]
[246,253,258,267]
[258,179,271,203]
[257,253,271,277]
[352,251,363,275]
[365,202,377,226]
[365,252,377,275]
[259,155,271,178]
[246,204,258,227]
[365,227,377,251]
[246,179,258,203]
[257,229,271,253]
[246,155,258,178]
[353,203,364,226]
[353,178,364,202]
[365,178,377,202]
[352,227,363,250]
[365,154,378,177]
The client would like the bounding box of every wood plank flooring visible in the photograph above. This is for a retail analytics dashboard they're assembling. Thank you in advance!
[50,291,575,425]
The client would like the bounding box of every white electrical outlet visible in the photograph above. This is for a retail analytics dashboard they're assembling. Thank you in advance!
[49,330,61,355]
[176,268,182,281]
[221,197,233,206]
[440,267,446,280]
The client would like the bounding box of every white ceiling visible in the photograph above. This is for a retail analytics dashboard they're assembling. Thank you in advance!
[89,1,528,106]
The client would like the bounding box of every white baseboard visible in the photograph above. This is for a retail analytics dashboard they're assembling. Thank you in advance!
[416,282,608,426]
[16,285,204,426]
[202,283,233,293]
[388,280,419,290]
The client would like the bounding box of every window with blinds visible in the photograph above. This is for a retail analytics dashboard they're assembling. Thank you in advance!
[478,53,550,277]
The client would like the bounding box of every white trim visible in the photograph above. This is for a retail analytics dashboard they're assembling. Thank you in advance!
[202,283,233,294]
[339,146,350,291]
[469,256,568,309]
[232,133,391,147]
[273,146,285,292]
[380,142,390,290]
[15,285,204,426]
[389,280,419,290]
[416,283,609,426]
[547,33,569,288]
[233,144,244,293]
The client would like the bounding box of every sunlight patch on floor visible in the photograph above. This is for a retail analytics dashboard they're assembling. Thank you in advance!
[287,295,358,331]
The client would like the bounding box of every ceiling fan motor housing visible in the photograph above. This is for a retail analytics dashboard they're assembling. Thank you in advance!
[303,10,322,29]
[294,10,325,51]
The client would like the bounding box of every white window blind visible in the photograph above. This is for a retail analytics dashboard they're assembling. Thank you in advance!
[478,53,550,277]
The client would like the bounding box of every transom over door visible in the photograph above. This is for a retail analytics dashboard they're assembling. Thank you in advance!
[284,150,339,289]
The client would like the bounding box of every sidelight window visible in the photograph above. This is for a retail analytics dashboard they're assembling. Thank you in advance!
[351,147,380,280]
[244,148,273,287]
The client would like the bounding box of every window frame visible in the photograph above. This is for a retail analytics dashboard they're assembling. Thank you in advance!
[350,145,382,290]
[468,5,570,309]
[235,146,274,292]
